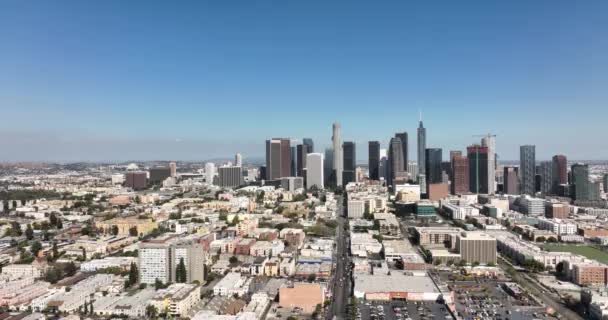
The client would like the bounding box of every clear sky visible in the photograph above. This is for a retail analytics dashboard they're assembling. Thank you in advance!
[1,1,607,162]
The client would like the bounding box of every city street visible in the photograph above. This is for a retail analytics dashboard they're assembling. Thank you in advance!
[329,195,352,320]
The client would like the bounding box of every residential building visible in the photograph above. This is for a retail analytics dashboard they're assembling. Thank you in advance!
[520,145,536,195]
[306,153,324,189]
[332,122,343,187]
[218,166,243,188]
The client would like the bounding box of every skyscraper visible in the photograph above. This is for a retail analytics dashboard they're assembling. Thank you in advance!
[481,135,496,194]
[379,149,388,180]
[218,166,243,188]
[290,145,297,176]
[417,119,426,177]
[539,161,553,195]
[332,123,343,187]
[303,138,314,153]
[425,148,442,184]
[449,151,462,162]
[296,143,313,177]
[324,148,334,187]
[368,141,380,180]
[467,145,489,194]
[604,174,608,194]
[395,132,408,171]
[169,161,177,178]
[306,153,324,189]
[234,153,242,167]
[451,154,469,195]
[205,162,216,184]
[503,166,519,195]
[519,145,536,195]
[265,138,291,180]
[343,141,356,185]
[552,155,568,194]
[572,163,590,201]
[388,137,405,187]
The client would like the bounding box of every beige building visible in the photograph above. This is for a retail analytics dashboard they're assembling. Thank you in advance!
[455,232,497,264]
[97,217,158,237]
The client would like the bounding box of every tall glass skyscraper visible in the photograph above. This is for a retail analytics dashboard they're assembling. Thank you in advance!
[519,145,536,195]
[425,148,443,184]
[368,141,380,180]
[332,122,343,187]
[417,120,426,177]
[342,141,356,184]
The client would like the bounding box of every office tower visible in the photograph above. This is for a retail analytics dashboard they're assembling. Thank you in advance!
[139,239,205,285]
[149,167,171,185]
[572,163,590,201]
[218,166,243,188]
[539,161,553,195]
[520,145,536,195]
[457,232,497,264]
[503,166,519,194]
[323,148,334,187]
[303,138,314,153]
[343,141,356,185]
[481,135,496,194]
[425,148,442,184]
[265,138,291,180]
[590,182,601,201]
[379,149,388,180]
[388,137,405,186]
[449,151,462,162]
[306,153,324,189]
[552,155,568,194]
[332,122,343,186]
[296,143,312,177]
[169,161,177,178]
[604,174,608,194]
[290,145,297,176]
[281,177,304,191]
[125,172,147,190]
[467,145,489,194]
[407,162,418,178]
[235,153,242,167]
[417,118,426,176]
[451,154,469,195]
[395,132,408,171]
[418,174,427,195]
[205,162,216,184]
[368,141,380,180]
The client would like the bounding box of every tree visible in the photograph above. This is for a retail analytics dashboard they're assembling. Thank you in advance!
[89,301,94,315]
[49,212,58,227]
[128,262,138,287]
[83,301,88,315]
[547,237,557,243]
[146,305,158,319]
[56,218,63,229]
[433,259,441,266]
[457,260,467,267]
[110,225,119,236]
[52,242,59,260]
[25,224,34,240]
[446,260,454,267]
[307,274,316,282]
[472,261,480,267]
[10,221,22,236]
[176,258,187,283]
[129,226,138,237]
[81,247,87,261]
[154,278,166,290]
[229,256,239,264]
[30,241,42,257]
[556,261,565,275]
[536,236,546,242]
[135,195,141,204]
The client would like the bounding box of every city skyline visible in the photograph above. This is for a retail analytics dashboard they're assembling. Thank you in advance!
[2,1,608,161]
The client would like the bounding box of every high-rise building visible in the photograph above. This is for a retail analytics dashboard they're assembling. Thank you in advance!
[539,161,553,195]
[572,163,590,201]
[604,174,608,194]
[395,132,408,171]
[323,148,334,187]
[296,143,313,177]
[265,138,291,180]
[235,153,242,167]
[451,154,469,195]
[379,149,388,180]
[125,172,147,190]
[218,166,243,188]
[169,162,177,178]
[503,166,519,195]
[417,119,426,177]
[343,141,356,185]
[481,135,496,194]
[205,162,216,184]
[149,167,172,185]
[303,138,314,153]
[388,137,405,186]
[425,148,442,185]
[407,162,418,178]
[290,145,297,177]
[306,153,324,190]
[552,155,568,194]
[368,141,380,180]
[449,151,462,162]
[520,145,536,195]
[332,123,343,187]
[467,145,489,194]
[139,238,206,285]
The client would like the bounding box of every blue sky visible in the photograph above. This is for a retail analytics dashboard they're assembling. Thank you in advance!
[1,1,607,162]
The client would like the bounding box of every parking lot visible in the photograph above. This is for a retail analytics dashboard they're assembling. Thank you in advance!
[355,300,452,320]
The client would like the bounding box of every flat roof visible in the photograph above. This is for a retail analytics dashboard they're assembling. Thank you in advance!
[354,273,438,294]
